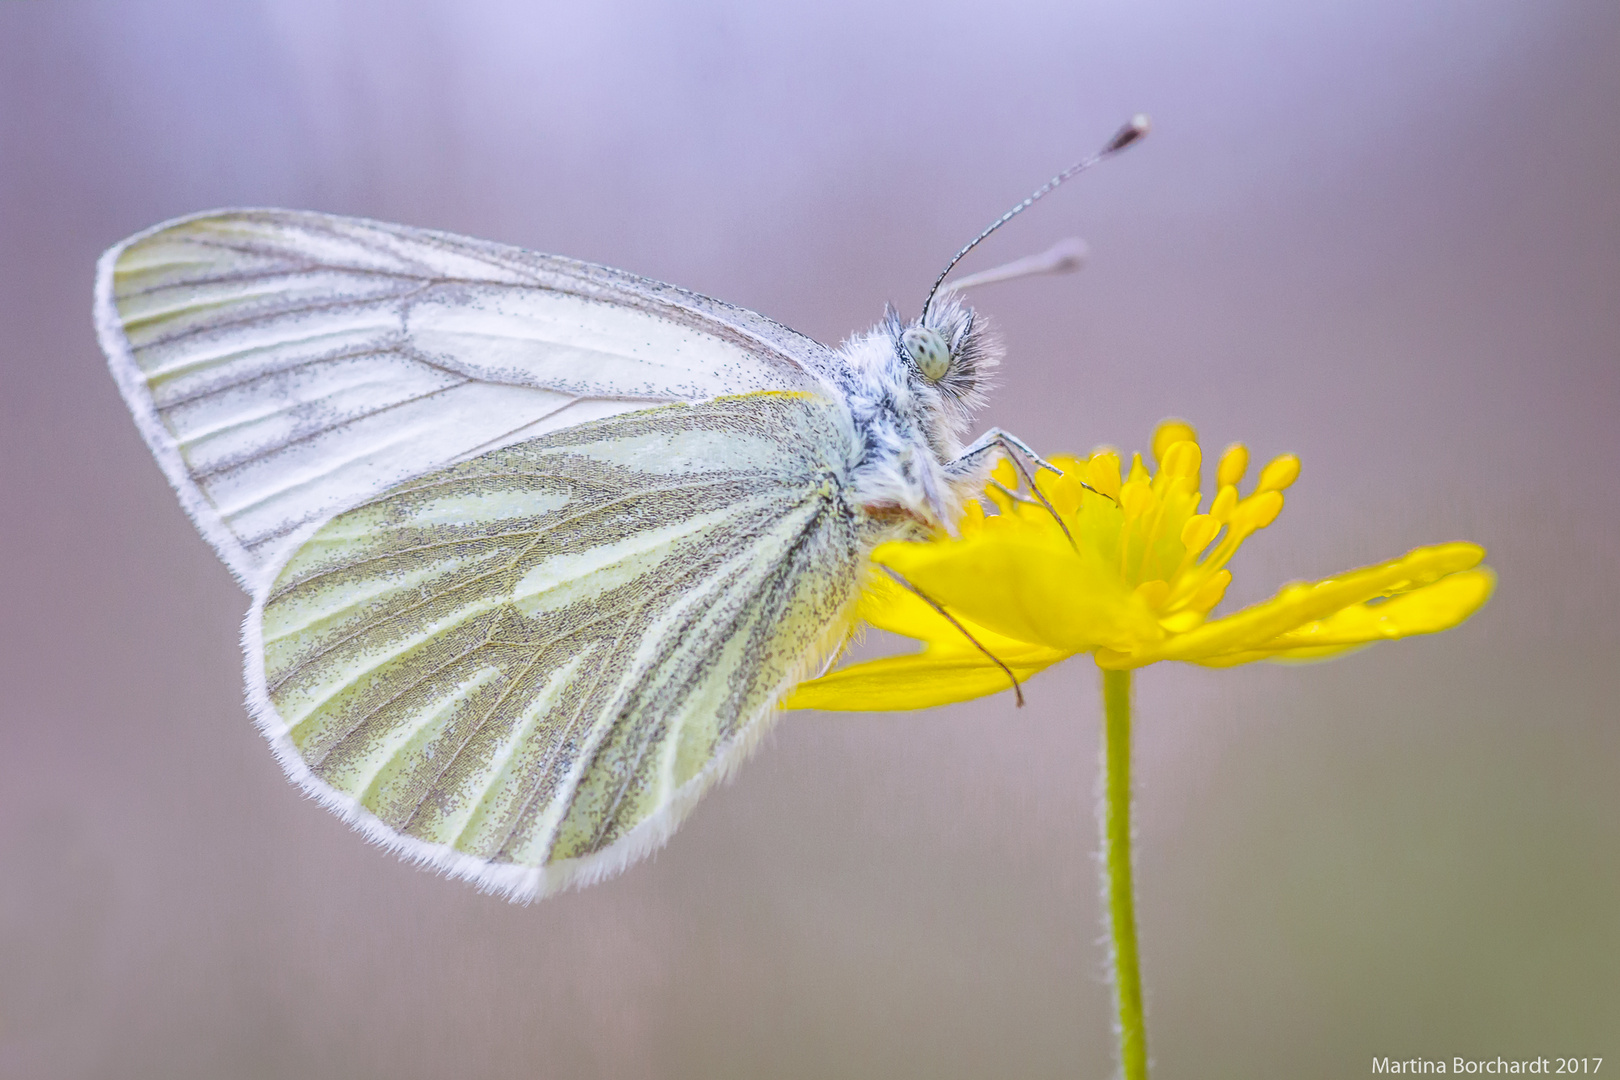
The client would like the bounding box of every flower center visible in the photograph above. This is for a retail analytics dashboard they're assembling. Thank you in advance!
[987,420,1301,634]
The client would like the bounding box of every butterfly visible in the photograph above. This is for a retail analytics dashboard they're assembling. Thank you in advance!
[96,120,1147,901]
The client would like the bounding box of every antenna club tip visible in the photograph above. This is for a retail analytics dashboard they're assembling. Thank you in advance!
[1105,114,1151,154]
[1047,236,1089,270]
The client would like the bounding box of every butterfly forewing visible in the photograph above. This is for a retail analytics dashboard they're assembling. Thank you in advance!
[98,209,839,583]
[250,392,864,898]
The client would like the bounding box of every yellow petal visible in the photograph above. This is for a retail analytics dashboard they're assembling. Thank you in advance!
[1191,643,1369,667]
[1099,542,1486,667]
[1189,569,1494,668]
[1259,567,1496,651]
[854,572,1032,655]
[785,648,1064,711]
[873,535,1163,653]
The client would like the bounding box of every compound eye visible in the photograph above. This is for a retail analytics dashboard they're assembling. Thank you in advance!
[902,326,952,382]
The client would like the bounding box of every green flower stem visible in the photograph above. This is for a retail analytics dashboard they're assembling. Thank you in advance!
[1102,666,1148,1080]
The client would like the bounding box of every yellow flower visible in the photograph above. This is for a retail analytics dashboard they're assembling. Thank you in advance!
[791,420,1494,711]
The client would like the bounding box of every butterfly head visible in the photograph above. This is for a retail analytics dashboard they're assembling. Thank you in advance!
[883,297,996,428]
[900,325,952,381]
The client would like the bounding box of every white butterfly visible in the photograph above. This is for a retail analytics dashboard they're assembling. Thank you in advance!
[96,121,1146,902]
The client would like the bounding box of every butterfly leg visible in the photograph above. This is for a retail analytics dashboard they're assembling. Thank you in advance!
[945,428,1073,544]
[948,428,1119,548]
[948,427,1113,506]
[949,427,1063,478]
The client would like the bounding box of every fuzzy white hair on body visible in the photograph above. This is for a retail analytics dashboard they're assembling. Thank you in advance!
[834,295,1003,532]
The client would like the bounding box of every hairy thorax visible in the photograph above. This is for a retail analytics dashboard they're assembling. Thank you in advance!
[830,300,998,535]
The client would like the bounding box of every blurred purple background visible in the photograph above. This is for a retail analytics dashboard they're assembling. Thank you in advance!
[2,2,1616,1077]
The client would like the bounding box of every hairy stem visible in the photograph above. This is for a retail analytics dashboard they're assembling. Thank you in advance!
[1101,666,1148,1080]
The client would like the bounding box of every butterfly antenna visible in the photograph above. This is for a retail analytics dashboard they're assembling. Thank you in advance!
[936,237,1089,297]
[920,114,1150,324]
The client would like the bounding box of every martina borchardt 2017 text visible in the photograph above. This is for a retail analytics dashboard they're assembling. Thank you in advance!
[1372,1058,1603,1075]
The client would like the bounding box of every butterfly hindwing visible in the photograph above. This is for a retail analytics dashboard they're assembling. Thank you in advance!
[248,391,864,899]
[97,209,839,583]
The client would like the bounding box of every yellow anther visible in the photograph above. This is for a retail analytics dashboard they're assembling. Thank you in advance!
[1210,484,1238,524]
[1048,472,1085,516]
[1158,440,1201,482]
[1151,419,1197,464]
[1233,490,1284,530]
[1217,444,1249,489]
[1086,451,1122,503]
[1120,480,1156,521]
[1180,514,1220,556]
[1256,454,1301,493]
[992,458,1018,488]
